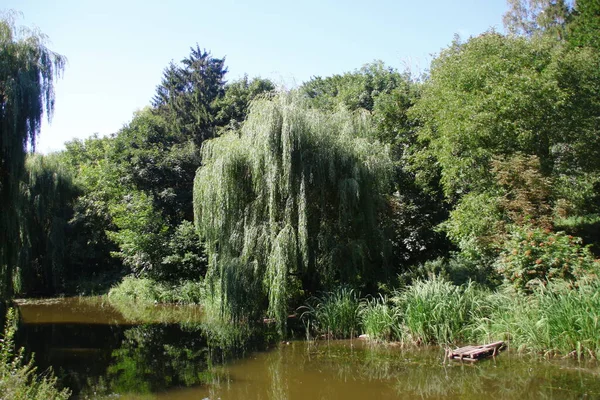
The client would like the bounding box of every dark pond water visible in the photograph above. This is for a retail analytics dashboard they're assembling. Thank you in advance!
[14,297,600,399]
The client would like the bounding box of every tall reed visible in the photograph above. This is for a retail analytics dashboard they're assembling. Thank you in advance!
[299,287,361,339]
[394,277,485,345]
[358,294,402,341]
[476,281,600,358]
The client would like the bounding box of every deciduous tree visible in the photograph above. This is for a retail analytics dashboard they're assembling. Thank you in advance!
[0,14,65,297]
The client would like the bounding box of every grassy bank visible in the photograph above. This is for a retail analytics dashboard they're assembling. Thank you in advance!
[108,274,600,359]
[299,279,600,359]
[107,276,203,304]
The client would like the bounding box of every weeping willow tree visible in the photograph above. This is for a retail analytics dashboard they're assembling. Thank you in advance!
[16,154,78,295]
[0,13,65,298]
[194,93,394,328]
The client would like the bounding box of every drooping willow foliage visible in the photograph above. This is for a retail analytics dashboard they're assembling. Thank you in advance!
[0,13,65,298]
[17,154,78,295]
[194,93,394,328]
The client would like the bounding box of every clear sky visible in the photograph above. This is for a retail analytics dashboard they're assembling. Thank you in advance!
[4,0,508,153]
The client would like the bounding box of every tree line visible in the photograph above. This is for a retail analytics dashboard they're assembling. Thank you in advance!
[1,1,600,330]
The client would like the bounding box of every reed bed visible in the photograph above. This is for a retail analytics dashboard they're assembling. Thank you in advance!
[299,287,361,339]
[299,277,600,359]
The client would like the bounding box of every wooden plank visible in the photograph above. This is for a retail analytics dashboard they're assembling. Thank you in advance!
[463,347,493,356]
[454,345,477,352]
[449,345,477,355]
[450,355,478,362]
[448,341,505,361]
[484,341,504,348]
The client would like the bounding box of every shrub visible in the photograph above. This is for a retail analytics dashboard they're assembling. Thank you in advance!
[0,309,71,400]
[496,226,600,293]
[108,276,160,303]
[108,276,204,304]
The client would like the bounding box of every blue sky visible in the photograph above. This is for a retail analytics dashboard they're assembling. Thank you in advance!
[5,0,507,153]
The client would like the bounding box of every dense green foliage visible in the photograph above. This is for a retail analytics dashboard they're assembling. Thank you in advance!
[568,0,600,49]
[3,1,600,362]
[57,55,273,286]
[0,14,65,298]
[497,226,599,292]
[17,154,79,295]
[194,93,394,328]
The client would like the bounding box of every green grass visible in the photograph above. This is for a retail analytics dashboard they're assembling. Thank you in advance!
[299,287,361,339]
[476,281,600,358]
[0,308,71,400]
[107,276,203,304]
[358,294,401,342]
[393,277,485,345]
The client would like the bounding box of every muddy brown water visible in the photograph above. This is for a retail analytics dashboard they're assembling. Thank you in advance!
[13,297,600,399]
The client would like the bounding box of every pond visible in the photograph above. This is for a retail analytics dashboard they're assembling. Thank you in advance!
[14,297,600,399]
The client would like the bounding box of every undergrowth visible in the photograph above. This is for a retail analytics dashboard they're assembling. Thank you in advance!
[107,276,203,304]
[299,287,361,339]
[298,277,600,359]
[0,308,71,400]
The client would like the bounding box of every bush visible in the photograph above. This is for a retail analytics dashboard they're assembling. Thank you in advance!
[0,309,71,400]
[108,276,204,304]
[108,276,160,303]
[496,226,600,293]
[400,255,500,288]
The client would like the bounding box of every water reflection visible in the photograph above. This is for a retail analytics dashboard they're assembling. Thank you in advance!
[88,325,213,397]
[187,342,600,400]
[16,298,215,398]
[14,298,600,400]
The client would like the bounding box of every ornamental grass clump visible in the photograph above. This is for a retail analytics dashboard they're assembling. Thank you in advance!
[477,281,600,358]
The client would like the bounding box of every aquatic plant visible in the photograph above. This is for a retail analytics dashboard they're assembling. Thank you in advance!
[0,308,71,399]
[299,286,361,339]
[476,280,600,358]
[394,277,485,345]
[358,294,402,342]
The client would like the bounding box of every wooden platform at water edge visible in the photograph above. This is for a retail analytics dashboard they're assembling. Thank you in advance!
[447,341,505,362]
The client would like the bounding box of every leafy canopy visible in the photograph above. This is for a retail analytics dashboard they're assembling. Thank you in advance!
[0,13,65,298]
[194,93,394,328]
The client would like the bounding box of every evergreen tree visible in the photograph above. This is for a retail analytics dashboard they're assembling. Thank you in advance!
[152,46,227,146]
